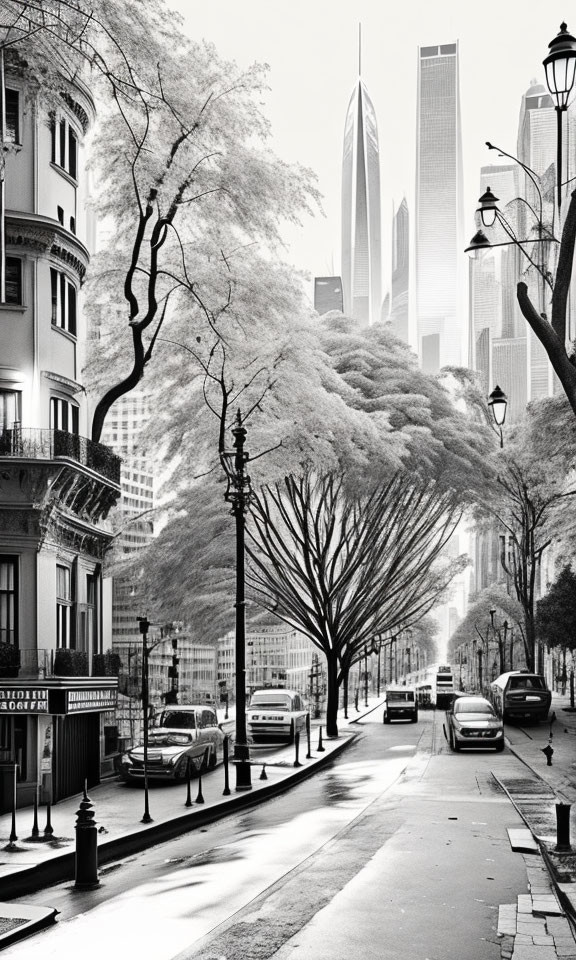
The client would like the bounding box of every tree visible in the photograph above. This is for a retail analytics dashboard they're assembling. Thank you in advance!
[536,565,576,653]
[0,0,321,441]
[245,473,465,737]
[448,585,527,692]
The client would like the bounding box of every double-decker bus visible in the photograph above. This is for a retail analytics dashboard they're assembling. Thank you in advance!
[435,665,455,709]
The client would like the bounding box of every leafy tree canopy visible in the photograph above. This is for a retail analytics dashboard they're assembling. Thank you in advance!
[536,565,576,651]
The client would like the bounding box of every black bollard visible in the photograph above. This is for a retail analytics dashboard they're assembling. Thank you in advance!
[354,690,359,712]
[306,713,312,759]
[31,788,39,838]
[259,763,267,781]
[75,782,99,889]
[195,766,205,804]
[222,735,231,796]
[542,744,554,766]
[555,802,572,852]
[44,801,54,837]
[185,758,193,808]
[8,763,17,845]
[294,731,302,768]
[317,725,325,752]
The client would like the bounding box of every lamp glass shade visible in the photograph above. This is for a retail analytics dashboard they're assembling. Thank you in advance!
[545,56,576,108]
[479,206,497,228]
[488,386,508,426]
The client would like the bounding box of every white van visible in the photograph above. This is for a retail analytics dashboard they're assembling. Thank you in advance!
[383,686,418,723]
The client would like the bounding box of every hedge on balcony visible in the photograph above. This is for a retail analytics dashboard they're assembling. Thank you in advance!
[0,642,20,678]
[53,649,89,677]
[93,652,122,677]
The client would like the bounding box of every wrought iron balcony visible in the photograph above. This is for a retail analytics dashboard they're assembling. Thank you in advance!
[0,426,121,485]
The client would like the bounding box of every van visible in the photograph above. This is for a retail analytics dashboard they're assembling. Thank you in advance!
[383,686,418,723]
[490,671,551,723]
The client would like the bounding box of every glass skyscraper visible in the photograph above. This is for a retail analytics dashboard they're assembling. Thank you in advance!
[415,42,464,372]
[341,77,382,326]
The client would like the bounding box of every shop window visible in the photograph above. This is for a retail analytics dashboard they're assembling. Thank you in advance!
[4,89,20,144]
[50,396,79,434]
[104,725,118,755]
[56,564,75,649]
[0,557,17,646]
[4,257,22,305]
[14,717,26,781]
[50,268,77,335]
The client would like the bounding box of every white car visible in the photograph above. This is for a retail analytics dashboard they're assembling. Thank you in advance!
[247,689,309,743]
[445,696,505,752]
[120,705,225,782]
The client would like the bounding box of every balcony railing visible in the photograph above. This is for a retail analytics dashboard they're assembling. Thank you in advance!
[0,426,121,485]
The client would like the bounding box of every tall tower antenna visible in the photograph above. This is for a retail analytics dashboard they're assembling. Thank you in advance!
[358,22,362,77]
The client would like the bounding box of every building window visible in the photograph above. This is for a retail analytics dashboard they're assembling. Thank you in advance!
[56,564,74,648]
[50,268,77,335]
[57,206,64,225]
[50,114,79,179]
[3,89,20,144]
[0,389,20,430]
[4,257,22,305]
[0,557,17,646]
[50,396,79,434]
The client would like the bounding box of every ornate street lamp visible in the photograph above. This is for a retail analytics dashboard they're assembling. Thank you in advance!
[476,187,499,228]
[464,229,492,260]
[488,385,508,447]
[543,22,576,208]
[221,410,253,792]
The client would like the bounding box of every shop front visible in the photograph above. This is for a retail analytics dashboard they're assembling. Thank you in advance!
[0,679,118,811]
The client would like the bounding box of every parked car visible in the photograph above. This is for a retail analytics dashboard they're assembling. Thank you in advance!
[490,671,551,723]
[382,686,418,723]
[120,705,225,782]
[445,695,504,752]
[247,689,309,743]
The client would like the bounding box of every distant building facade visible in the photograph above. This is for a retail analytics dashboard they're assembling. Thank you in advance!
[389,198,409,343]
[314,276,344,315]
[415,42,465,371]
[341,76,382,325]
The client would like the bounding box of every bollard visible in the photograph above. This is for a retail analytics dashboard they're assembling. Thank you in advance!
[195,765,205,804]
[185,757,193,807]
[75,782,99,889]
[31,789,39,837]
[259,763,267,781]
[555,802,572,852]
[542,743,554,766]
[354,690,359,712]
[306,713,312,759]
[222,735,231,796]
[8,763,17,845]
[44,801,54,837]
[317,725,325,752]
[293,731,302,768]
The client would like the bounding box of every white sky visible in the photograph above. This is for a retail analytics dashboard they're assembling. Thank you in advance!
[167,0,572,299]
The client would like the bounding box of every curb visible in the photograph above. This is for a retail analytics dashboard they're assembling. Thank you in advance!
[0,732,357,901]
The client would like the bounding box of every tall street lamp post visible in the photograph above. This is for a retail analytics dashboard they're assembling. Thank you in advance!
[543,23,576,210]
[222,411,252,791]
[137,616,152,824]
[488,386,508,448]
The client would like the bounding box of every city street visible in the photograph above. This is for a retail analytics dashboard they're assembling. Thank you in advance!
[1,707,540,960]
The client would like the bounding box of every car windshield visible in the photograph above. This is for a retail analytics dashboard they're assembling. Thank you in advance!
[250,695,292,710]
[454,701,494,715]
[157,711,196,729]
[148,732,193,746]
[387,692,413,702]
[508,675,545,690]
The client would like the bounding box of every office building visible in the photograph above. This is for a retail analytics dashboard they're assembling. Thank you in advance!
[389,198,409,343]
[341,74,382,325]
[415,42,465,370]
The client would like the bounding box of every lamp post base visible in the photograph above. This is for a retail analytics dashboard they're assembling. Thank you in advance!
[233,743,252,791]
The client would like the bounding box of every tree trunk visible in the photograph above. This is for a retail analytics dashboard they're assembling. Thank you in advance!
[343,667,349,719]
[325,654,340,738]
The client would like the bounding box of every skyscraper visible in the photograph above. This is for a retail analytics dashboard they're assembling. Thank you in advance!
[389,198,409,343]
[415,42,465,371]
[341,67,382,326]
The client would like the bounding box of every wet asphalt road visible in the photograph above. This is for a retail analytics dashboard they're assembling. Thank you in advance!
[3,709,534,960]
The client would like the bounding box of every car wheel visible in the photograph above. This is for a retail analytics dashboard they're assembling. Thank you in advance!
[411,712,418,723]
[383,712,390,724]
[494,740,504,753]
